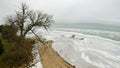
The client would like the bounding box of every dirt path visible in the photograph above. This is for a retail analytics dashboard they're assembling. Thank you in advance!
[37,41,75,68]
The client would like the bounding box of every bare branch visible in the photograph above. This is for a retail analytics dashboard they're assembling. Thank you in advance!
[5,3,54,38]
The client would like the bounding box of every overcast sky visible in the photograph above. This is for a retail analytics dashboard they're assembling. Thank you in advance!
[0,0,120,25]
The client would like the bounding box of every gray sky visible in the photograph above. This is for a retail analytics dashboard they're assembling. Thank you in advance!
[0,0,120,25]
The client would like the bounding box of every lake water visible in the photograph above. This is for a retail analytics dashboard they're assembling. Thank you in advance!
[52,23,120,42]
[47,23,120,68]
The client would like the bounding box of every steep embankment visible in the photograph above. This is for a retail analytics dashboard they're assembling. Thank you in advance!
[38,41,75,68]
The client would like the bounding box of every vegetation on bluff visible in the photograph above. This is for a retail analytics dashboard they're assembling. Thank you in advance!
[0,3,53,68]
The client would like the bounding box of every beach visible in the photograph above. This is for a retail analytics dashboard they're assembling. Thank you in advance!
[30,27,120,68]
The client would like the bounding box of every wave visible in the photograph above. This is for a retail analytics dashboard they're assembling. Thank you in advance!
[52,28,120,42]
[49,30,120,68]
[28,28,120,68]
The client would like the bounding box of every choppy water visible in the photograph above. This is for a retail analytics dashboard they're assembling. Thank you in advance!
[52,23,120,42]
[53,23,120,32]
[49,23,120,68]
[26,23,120,68]
[53,28,120,42]
[47,30,120,68]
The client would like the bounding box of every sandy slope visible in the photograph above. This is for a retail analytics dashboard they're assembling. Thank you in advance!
[38,41,75,68]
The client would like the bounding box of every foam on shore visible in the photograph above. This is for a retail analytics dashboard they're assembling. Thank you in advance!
[43,30,120,68]
[28,28,120,68]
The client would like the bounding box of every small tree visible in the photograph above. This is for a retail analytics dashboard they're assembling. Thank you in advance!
[5,3,54,38]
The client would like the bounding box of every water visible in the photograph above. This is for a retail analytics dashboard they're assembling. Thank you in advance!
[47,23,120,68]
[43,30,120,68]
[46,30,120,68]
[53,23,120,32]
[52,23,120,42]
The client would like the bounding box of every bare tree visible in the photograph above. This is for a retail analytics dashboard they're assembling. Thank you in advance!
[5,3,54,38]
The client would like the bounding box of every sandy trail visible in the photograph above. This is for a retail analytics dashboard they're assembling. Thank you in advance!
[38,41,75,68]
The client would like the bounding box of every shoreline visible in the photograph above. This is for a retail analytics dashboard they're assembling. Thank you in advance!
[37,41,75,68]
[29,29,120,68]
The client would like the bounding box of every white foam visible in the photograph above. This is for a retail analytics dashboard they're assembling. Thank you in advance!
[27,28,120,68]
[49,30,120,68]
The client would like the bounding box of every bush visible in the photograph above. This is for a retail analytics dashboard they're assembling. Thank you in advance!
[0,39,4,55]
[0,36,34,68]
[0,25,18,40]
[0,24,34,67]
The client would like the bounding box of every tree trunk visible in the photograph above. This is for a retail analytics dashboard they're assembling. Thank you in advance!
[31,30,43,42]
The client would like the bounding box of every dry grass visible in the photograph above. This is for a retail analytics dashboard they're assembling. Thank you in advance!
[0,36,34,68]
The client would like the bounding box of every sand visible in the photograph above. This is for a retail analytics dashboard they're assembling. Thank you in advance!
[38,41,75,68]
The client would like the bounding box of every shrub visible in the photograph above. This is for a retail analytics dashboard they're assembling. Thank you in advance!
[0,36,34,67]
[0,25,18,40]
[0,39,4,55]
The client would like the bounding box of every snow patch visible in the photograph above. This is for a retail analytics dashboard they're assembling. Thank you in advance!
[30,44,43,68]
